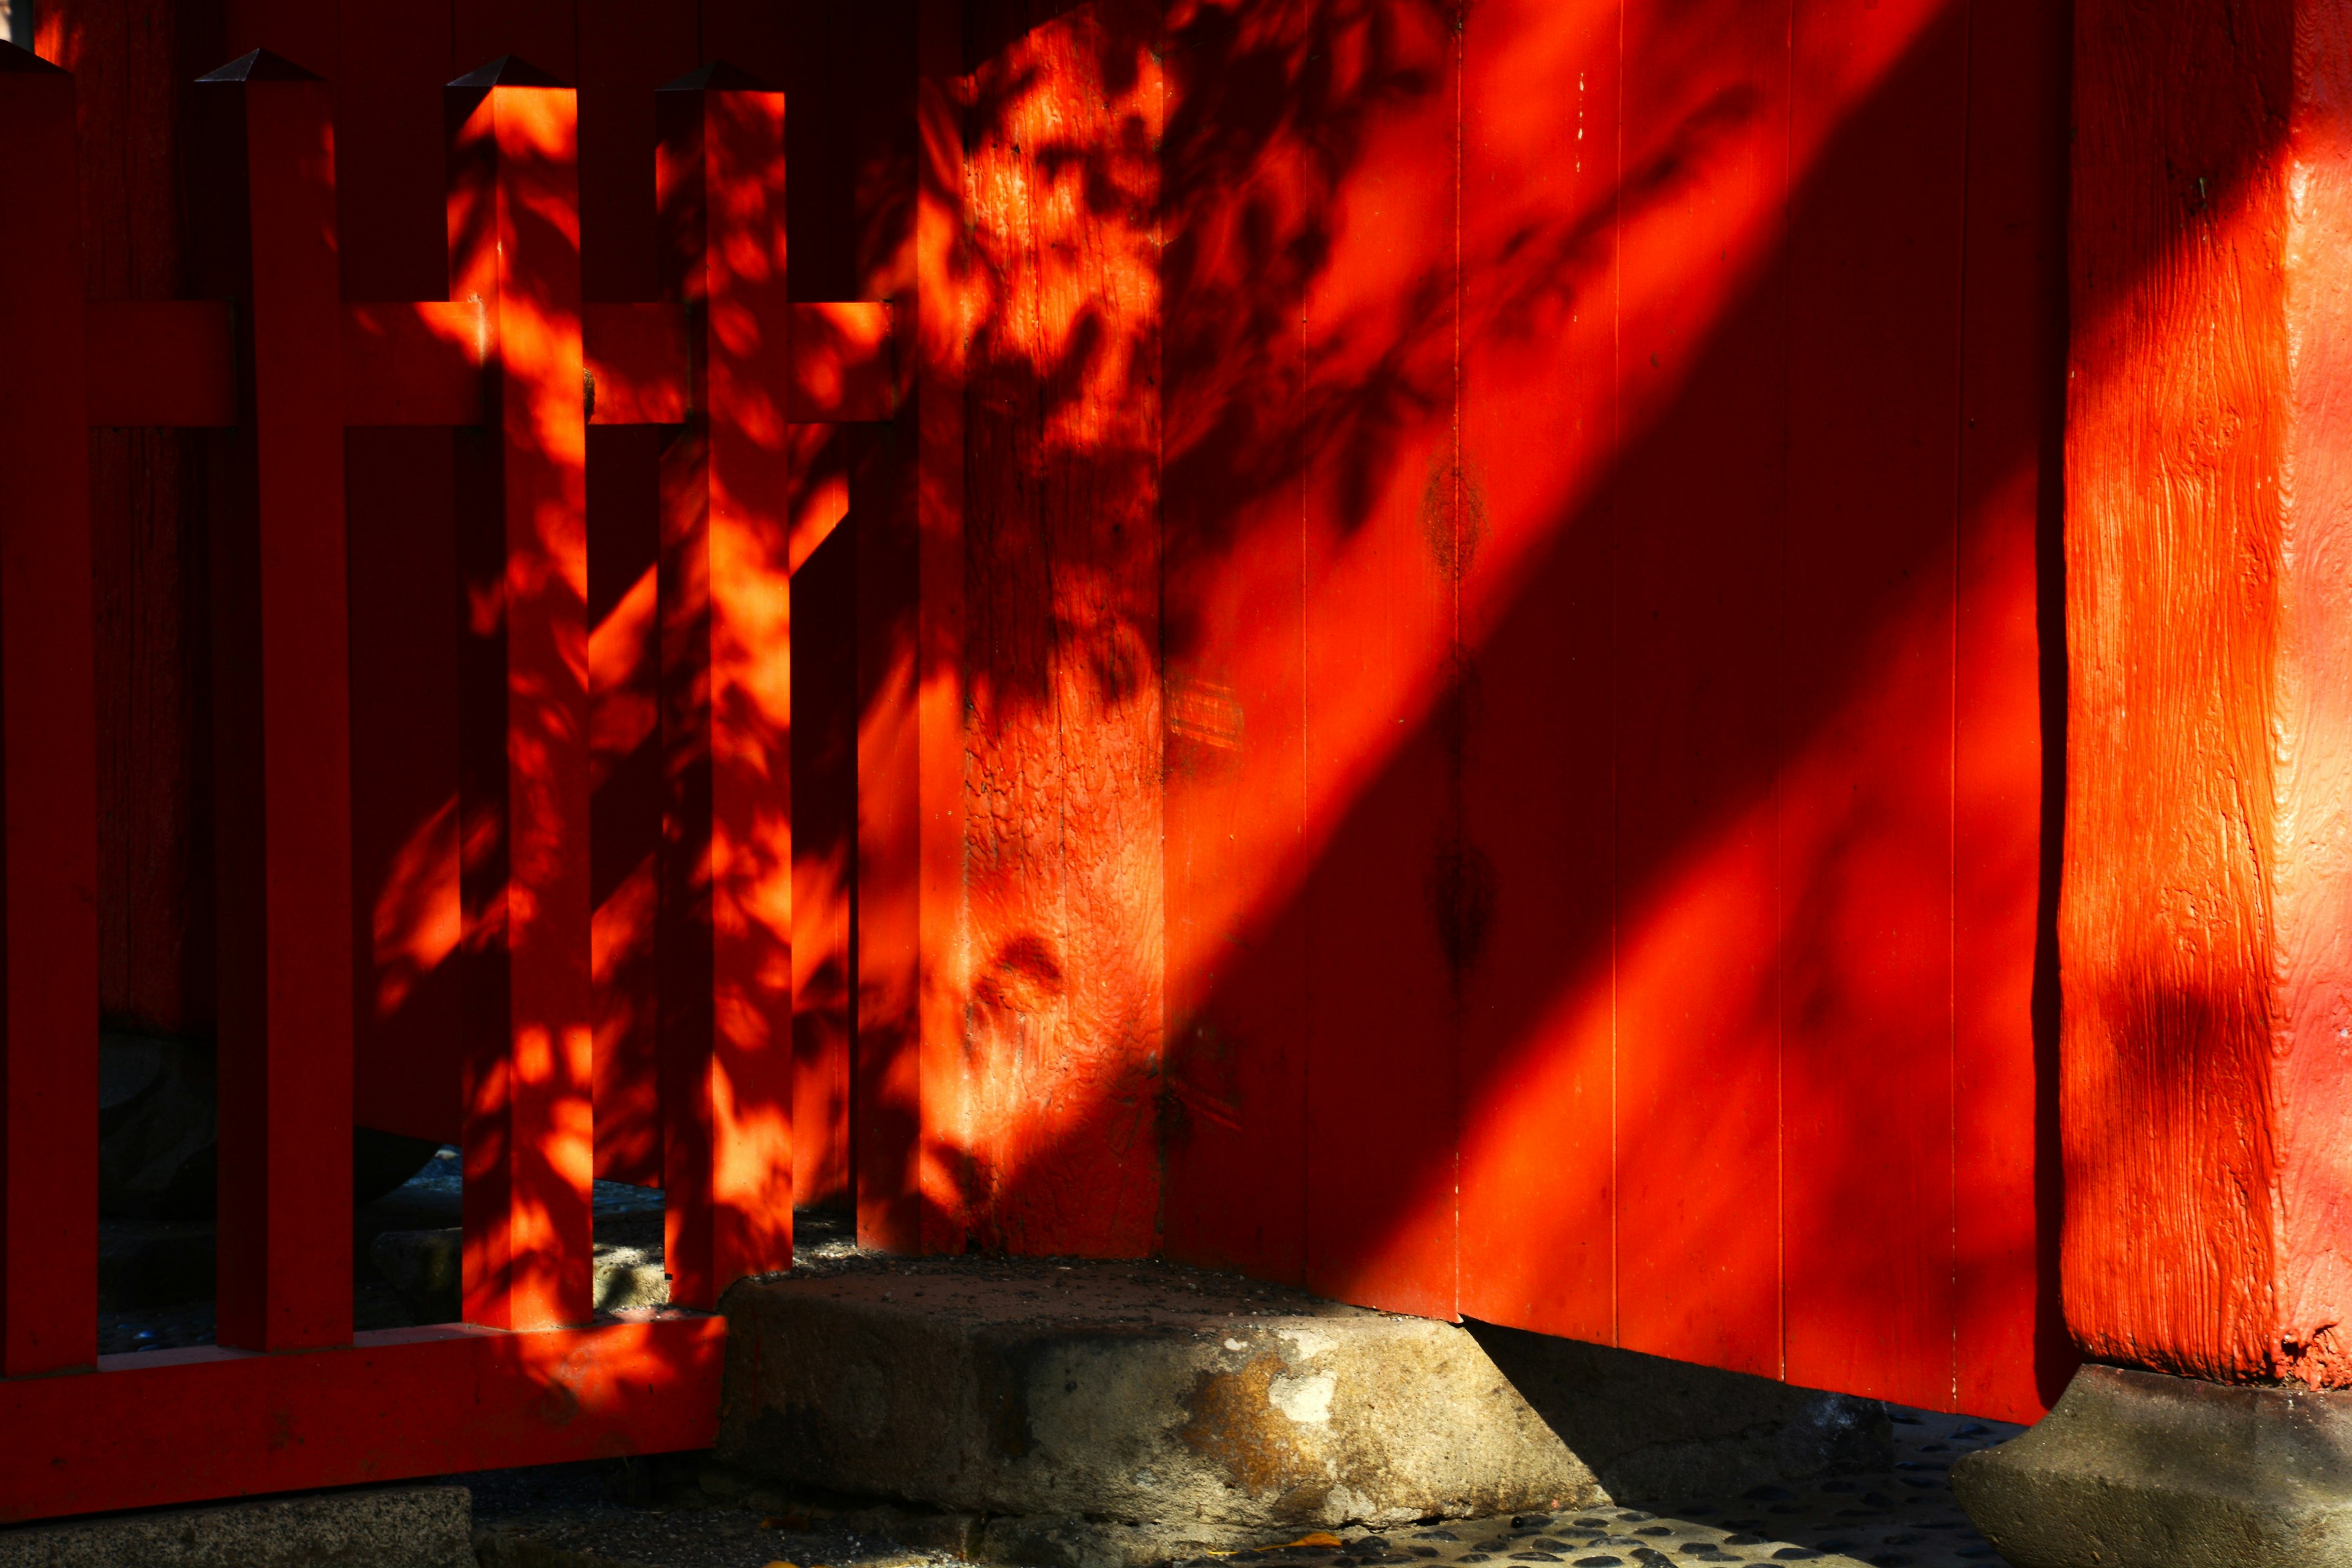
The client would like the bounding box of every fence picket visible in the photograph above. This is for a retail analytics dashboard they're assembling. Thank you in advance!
[0,38,100,1381]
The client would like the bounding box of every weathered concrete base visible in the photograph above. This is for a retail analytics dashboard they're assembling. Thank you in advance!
[720,1262,1600,1528]
[0,1485,472,1568]
[717,1257,1890,1533]
[1953,1362,2352,1567]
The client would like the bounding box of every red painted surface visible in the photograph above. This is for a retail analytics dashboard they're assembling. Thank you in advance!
[0,1315,724,1524]
[1141,0,2068,1417]
[197,56,358,1352]
[448,61,597,1330]
[4,5,2087,1520]
[655,74,798,1308]
[2062,0,2352,1389]
[83,302,239,426]
[854,0,968,1256]
[0,42,100,1380]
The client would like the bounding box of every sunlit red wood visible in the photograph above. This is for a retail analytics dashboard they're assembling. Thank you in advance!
[2062,0,2352,1392]
[656,64,796,1307]
[0,1314,722,1524]
[0,39,100,1380]
[448,55,595,1332]
[197,49,358,1352]
[82,301,238,427]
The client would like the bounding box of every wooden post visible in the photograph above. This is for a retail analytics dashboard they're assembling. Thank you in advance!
[655,63,796,1308]
[448,55,594,1332]
[2059,0,2352,1391]
[0,39,99,1378]
[197,49,356,1354]
[1956,4,2352,1561]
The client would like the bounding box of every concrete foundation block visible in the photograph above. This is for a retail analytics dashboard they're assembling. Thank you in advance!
[718,1266,1604,1528]
[0,1484,472,1568]
[1953,1362,2352,1567]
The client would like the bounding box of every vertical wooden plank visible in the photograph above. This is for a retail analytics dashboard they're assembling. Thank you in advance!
[1777,0,1968,1408]
[1156,0,1311,1285]
[1953,0,2072,1425]
[699,0,862,1214]
[0,42,99,1378]
[449,59,595,1330]
[2059,0,2302,1389]
[853,0,968,1255]
[47,0,211,1045]
[792,515,858,1211]
[657,70,796,1306]
[1453,0,1619,1343]
[1609,0,1790,1378]
[1294,0,1459,1321]
[578,0,698,1191]
[198,53,356,1352]
[340,0,467,1152]
[958,0,1164,1257]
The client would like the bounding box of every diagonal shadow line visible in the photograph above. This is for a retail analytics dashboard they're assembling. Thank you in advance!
[873,0,2099,1418]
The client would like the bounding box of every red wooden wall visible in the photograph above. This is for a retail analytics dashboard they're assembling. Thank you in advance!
[1150,0,2071,1422]
[42,0,2070,1422]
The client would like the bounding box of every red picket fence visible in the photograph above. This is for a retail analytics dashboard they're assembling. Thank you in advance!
[0,39,891,1523]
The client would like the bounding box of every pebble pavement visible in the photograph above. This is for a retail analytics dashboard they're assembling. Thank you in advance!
[458,1404,2020,1568]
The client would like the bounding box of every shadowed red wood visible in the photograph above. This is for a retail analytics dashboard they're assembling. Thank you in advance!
[1453,0,1619,1346]
[656,68,796,1307]
[1777,0,1967,1403]
[84,302,238,426]
[344,300,486,424]
[1294,0,1457,1321]
[197,50,358,1352]
[0,40,100,1379]
[2062,0,2352,1389]
[1952,0,2070,1421]
[1157,0,1313,1289]
[0,1314,722,1524]
[448,57,595,1332]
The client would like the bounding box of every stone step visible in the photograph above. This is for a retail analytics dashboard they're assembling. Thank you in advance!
[713,1253,1890,1531]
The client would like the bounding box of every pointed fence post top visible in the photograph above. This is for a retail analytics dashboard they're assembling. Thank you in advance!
[448,55,567,90]
[197,48,323,84]
[0,37,66,74]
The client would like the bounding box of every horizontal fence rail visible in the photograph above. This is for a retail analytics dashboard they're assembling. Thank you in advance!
[0,36,892,1523]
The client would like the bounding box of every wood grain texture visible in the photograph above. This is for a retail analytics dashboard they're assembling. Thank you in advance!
[2063,0,2352,1388]
[48,0,214,1041]
[957,0,1165,1256]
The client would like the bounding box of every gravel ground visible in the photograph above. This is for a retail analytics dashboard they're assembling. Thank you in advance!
[453,1402,2019,1568]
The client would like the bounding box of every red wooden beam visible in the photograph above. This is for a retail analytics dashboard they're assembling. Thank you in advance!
[196,48,358,1355]
[448,55,595,1332]
[0,39,100,1379]
[0,1314,722,1524]
[655,64,796,1309]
